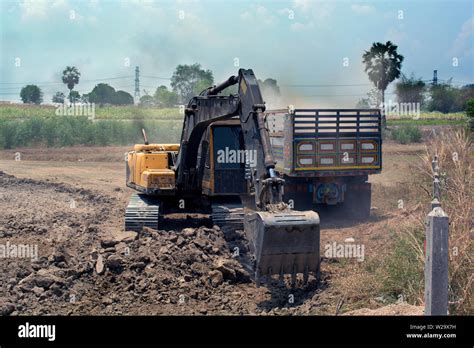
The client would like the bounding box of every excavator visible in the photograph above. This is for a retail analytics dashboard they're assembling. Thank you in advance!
[125,69,320,286]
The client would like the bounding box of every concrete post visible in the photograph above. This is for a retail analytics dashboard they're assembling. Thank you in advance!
[424,206,449,315]
[430,198,441,210]
[433,175,441,201]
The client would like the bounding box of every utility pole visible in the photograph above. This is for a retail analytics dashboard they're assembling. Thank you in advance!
[432,70,438,86]
[135,66,140,100]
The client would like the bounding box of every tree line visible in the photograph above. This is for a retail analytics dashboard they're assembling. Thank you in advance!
[18,63,282,108]
[140,63,281,107]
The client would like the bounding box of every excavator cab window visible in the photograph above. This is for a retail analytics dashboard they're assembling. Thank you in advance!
[211,125,247,194]
[213,126,245,169]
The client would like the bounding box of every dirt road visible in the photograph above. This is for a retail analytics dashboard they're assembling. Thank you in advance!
[0,142,425,315]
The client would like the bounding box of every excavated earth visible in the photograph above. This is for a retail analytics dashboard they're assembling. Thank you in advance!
[0,143,427,315]
[0,171,326,315]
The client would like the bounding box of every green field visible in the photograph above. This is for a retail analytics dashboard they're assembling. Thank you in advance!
[387,118,467,126]
[386,111,467,126]
[0,104,182,120]
[0,104,183,149]
[0,103,468,149]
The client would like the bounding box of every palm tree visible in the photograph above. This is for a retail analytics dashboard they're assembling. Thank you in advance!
[362,41,404,127]
[62,66,81,103]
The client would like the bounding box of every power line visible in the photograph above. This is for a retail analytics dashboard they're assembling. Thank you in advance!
[141,75,171,80]
[299,92,396,98]
[301,94,369,97]
[281,83,371,87]
[0,81,63,86]
[0,76,133,85]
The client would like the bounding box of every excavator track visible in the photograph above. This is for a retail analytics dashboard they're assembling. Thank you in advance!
[125,193,160,232]
[211,202,245,231]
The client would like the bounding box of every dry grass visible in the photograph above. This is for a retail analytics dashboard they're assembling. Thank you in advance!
[335,130,472,314]
[418,129,473,314]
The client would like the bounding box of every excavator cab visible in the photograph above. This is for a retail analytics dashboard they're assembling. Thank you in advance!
[202,120,248,196]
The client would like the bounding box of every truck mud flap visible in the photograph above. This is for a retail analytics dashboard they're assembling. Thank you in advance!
[244,210,320,287]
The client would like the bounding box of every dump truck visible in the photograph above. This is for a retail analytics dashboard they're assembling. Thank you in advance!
[125,69,320,286]
[265,108,382,219]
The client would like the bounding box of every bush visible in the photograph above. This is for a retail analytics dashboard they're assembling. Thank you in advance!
[0,116,181,149]
[467,98,474,118]
[390,125,423,144]
[467,98,474,130]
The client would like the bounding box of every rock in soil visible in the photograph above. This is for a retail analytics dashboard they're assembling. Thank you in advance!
[95,254,105,275]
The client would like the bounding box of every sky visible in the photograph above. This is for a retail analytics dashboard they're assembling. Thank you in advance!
[1,0,473,107]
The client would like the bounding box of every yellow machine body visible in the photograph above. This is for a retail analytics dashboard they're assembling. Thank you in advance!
[126,144,179,192]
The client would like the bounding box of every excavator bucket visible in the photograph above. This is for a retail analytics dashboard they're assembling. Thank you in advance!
[244,210,320,287]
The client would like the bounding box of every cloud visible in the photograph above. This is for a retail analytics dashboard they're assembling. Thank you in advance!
[19,0,67,20]
[350,4,376,15]
[120,0,165,18]
[277,1,333,32]
[87,0,99,10]
[19,0,48,19]
[240,4,276,25]
[278,7,293,18]
[291,0,334,27]
[290,22,306,32]
[450,16,474,58]
[385,28,406,43]
[293,0,311,11]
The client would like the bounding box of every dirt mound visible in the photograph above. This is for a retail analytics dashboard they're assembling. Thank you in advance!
[343,303,424,316]
[0,172,259,315]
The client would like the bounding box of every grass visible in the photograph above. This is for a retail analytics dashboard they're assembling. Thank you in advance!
[1,104,466,123]
[387,111,467,120]
[329,132,472,314]
[0,104,183,120]
[388,125,423,144]
[377,227,425,305]
[0,104,57,119]
[387,119,467,126]
[385,111,467,126]
[94,106,182,120]
[387,112,467,126]
[419,130,473,314]
[0,116,181,149]
[0,103,183,149]
[368,129,473,314]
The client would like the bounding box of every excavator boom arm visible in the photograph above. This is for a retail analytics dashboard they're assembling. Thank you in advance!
[175,69,320,286]
[176,69,282,208]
